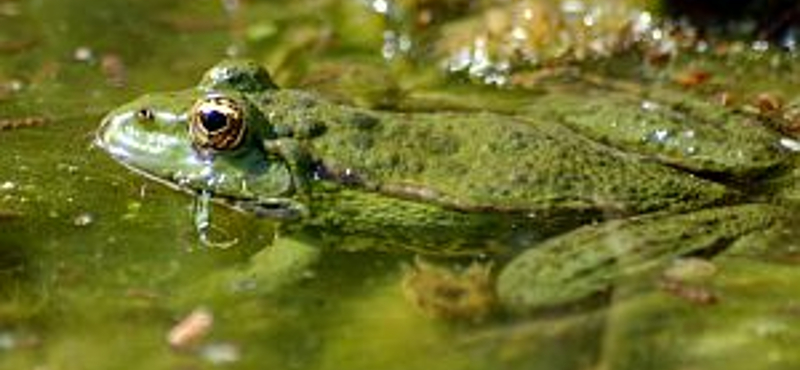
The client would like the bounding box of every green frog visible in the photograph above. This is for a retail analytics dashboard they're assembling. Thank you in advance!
[95,59,796,313]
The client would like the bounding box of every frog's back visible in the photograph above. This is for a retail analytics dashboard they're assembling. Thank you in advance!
[272,91,733,217]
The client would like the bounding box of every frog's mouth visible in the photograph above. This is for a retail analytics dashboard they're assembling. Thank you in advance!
[105,155,307,220]
[216,195,308,220]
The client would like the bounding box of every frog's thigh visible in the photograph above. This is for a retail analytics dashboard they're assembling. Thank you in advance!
[497,204,784,313]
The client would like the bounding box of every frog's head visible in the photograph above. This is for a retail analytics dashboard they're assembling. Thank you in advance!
[96,59,305,219]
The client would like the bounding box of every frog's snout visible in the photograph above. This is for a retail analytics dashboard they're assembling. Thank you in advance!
[94,112,116,152]
[94,110,132,160]
[94,114,112,148]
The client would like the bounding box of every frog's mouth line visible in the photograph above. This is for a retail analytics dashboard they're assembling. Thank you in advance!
[102,151,306,220]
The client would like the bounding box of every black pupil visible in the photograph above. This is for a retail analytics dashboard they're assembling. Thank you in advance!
[200,109,228,132]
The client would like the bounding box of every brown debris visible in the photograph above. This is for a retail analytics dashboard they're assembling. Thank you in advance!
[0,116,48,131]
[100,53,127,87]
[753,92,783,114]
[0,210,21,219]
[0,38,36,54]
[167,307,214,350]
[658,258,719,305]
[714,91,735,107]
[673,69,712,88]
[658,278,719,305]
[402,258,495,321]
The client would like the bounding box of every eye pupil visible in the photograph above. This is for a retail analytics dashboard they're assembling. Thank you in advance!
[201,109,228,132]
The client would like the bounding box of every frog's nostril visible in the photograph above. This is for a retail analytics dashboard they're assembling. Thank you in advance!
[136,108,155,122]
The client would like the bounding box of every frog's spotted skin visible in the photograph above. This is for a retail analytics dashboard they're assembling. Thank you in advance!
[96,59,793,311]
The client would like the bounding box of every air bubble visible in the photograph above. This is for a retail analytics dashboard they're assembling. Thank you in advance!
[651,129,670,143]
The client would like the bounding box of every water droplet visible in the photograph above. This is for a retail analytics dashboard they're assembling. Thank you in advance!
[230,278,258,293]
[632,11,652,35]
[780,29,797,51]
[651,29,663,41]
[0,181,15,191]
[193,191,238,248]
[194,191,212,238]
[200,342,241,364]
[752,40,770,52]
[561,0,585,14]
[650,128,670,143]
[582,14,595,27]
[779,137,800,152]
[72,212,94,227]
[371,0,389,14]
[752,319,788,338]
[0,332,16,350]
[511,27,527,41]
[220,0,240,14]
[641,100,659,111]
[447,48,472,72]
[73,46,94,62]
[695,40,709,53]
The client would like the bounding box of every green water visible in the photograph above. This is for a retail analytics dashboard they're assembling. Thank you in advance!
[2,0,800,369]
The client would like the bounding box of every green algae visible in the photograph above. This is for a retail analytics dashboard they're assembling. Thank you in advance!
[1,0,800,370]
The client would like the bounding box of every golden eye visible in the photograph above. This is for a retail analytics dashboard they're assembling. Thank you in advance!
[190,96,246,151]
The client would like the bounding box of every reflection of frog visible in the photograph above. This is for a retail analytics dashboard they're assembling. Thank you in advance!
[95,59,795,312]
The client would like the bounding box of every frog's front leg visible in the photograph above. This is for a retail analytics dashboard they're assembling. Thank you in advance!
[262,138,315,198]
[175,234,323,305]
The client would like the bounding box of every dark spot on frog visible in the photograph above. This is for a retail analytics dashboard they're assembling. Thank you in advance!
[347,112,380,130]
[259,95,273,106]
[508,172,530,186]
[271,119,326,139]
[424,133,460,156]
[349,132,374,150]
[485,130,528,154]
[312,162,366,186]
[506,130,529,151]
[295,94,317,109]
[272,123,293,138]
[295,119,326,138]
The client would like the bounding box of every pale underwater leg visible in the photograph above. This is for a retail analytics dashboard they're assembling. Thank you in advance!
[173,234,323,307]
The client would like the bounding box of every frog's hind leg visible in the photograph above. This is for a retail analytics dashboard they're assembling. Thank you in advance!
[497,204,786,313]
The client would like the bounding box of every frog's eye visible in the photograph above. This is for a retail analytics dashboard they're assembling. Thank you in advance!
[190,96,246,151]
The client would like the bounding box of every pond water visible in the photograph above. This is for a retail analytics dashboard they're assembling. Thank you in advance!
[2,0,800,369]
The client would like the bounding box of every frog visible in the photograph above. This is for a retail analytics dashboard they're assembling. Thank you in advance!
[94,59,796,313]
